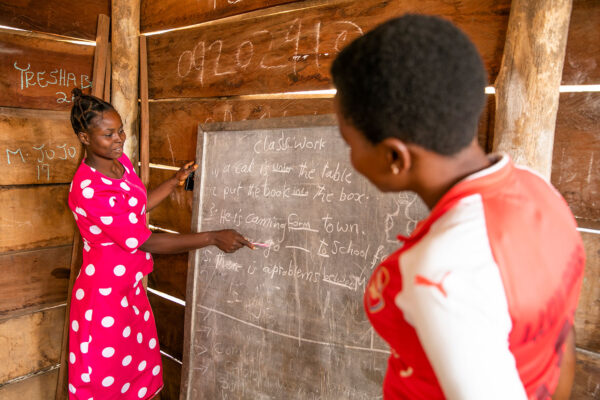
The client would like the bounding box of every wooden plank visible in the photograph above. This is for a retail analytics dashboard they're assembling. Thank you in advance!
[146,0,511,99]
[551,92,600,221]
[0,107,81,185]
[574,231,600,353]
[0,246,70,317]
[0,367,59,400]
[148,292,185,361]
[0,306,65,383]
[572,348,600,399]
[562,0,600,85]
[0,0,110,40]
[0,30,94,110]
[149,253,188,301]
[103,44,112,101]
[0,185,75,253]
[156,354,182,400]
[140,35,151,187]
[148,168,194,234]
[91,14,110,98]
[141,0,295,33]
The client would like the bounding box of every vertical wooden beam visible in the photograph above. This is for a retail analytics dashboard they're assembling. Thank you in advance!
[492,0,573,179]
[111,0,140,171]
[104,44,112,101]
[91,14,110,98]
[140,35,150,187]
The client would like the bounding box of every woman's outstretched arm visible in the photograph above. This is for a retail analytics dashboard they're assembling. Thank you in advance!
[139,229,253,254]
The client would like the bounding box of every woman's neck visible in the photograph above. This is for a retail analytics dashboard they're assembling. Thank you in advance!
[85,152,124,179]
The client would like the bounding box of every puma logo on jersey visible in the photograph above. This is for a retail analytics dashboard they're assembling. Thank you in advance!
[414,271,451,297]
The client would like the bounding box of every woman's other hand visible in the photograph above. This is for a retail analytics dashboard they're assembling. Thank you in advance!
[210,229,254,252]
[175,161,198,186]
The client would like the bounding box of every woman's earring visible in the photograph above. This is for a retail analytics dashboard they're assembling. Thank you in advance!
[391,165,400,175]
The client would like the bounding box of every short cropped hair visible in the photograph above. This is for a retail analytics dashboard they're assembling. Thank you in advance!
[331,14,487,155]
[70,87,115,135]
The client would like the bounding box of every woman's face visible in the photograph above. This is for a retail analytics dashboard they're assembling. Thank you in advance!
[84,109,125,160]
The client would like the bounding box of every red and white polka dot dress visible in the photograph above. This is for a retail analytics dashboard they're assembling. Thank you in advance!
[67,154,163,399]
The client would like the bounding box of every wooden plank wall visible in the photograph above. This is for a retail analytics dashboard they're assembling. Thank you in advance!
[0,2,109,398]
[142,0,600,399]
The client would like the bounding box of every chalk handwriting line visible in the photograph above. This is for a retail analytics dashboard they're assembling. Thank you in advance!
[197,303,390,355]
[322,278,356,291]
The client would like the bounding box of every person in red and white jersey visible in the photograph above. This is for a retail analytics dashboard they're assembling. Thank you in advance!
[330,14,585,400]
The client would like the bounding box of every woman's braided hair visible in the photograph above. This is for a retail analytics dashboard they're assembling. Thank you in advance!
[70,88,115,135]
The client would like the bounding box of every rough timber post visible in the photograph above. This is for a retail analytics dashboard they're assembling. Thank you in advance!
[493,0,573,179]
[111,0,140,170]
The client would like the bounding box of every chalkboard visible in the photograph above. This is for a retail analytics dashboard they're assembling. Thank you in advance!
[181,115,428,399]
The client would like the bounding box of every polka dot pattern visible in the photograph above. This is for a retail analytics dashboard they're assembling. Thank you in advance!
[85,264,95,276]
[82,187,94,199]
[114,265,126,276]
[102,347,115,358]
[101,316,115,328]
[67,155,160,398]
[102,376,114,387]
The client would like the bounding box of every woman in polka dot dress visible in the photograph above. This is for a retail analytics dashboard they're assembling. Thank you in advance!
[67,88,253,399]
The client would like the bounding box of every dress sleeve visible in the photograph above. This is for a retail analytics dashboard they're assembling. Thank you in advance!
[77,182,151,252]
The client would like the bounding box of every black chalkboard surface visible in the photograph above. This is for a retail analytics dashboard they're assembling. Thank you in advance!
[181,115,428,399]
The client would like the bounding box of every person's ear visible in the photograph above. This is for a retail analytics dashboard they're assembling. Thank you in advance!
[77,131,90,146]
[381,137,411,175]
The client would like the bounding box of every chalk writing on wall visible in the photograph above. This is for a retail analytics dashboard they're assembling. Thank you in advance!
[4,142,79,181]
[183,116,428,399]
[13,62,92,104]
[176,19,363,84]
